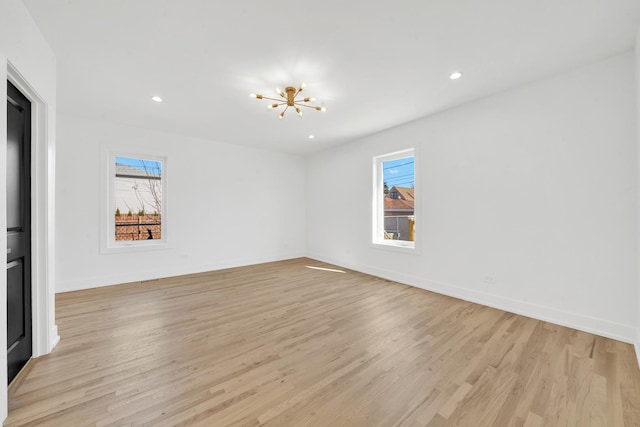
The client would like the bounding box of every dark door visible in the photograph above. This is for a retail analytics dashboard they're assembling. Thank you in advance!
[6,81,32,384]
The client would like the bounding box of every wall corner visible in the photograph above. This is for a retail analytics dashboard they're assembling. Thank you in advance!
[635,26,640,369]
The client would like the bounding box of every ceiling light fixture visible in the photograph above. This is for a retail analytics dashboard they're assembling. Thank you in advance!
[250,82,326,119]
[449,71,463,80]
[151,96,163,102]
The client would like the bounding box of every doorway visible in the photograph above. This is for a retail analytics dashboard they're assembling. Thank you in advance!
[6,80,32,384]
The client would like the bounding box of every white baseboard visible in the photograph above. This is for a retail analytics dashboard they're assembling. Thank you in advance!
[50,325,60,351]
[307,253,636,345]
[56,253,305,293]
[635,332,640,371]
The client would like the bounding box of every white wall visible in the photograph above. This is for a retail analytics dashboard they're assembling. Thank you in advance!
[636,28,640,365]
[0,0,58,422]
[56,114,306,292]
[307,52,637,343]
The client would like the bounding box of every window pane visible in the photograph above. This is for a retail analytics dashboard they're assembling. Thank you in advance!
[114,157,162,241]
[382,156,414,242]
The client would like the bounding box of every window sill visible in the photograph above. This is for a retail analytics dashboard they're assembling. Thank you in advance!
[101,240,170,255]
[371,240,420,255]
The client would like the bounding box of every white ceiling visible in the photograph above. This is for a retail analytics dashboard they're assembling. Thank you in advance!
[22,0,640,155]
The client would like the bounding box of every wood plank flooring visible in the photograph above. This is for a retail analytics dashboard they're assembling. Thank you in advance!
[6,258,640,426]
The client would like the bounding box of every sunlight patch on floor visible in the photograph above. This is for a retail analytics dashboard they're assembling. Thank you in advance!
[305,265,345,274]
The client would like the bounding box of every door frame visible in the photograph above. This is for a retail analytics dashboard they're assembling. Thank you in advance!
[7,62,58,362]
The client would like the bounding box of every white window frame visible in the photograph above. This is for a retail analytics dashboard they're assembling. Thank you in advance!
[100,148,168,253]
[372,148,419,254]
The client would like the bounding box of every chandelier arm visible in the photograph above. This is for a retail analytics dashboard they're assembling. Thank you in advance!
[295,103,323,110]
[267,102,288,110]
[258,96,284,103]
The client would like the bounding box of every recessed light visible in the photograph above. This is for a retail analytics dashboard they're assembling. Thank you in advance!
[449,71,463,80]
[151,96,163,102]
[308,135,315,139]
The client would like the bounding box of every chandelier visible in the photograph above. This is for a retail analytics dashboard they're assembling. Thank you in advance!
[250,82,326,119]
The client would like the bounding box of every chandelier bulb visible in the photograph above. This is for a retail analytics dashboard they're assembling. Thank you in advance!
[296,108,303,116]
[300,82,307,90]
[279,111,285,119]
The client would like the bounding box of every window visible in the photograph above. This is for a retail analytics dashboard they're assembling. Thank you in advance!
[372,149,416,250]
[103,151,167,251]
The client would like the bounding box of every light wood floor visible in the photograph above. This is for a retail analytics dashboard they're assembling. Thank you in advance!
[6,258,640,426]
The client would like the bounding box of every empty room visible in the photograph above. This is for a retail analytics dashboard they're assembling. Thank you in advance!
[2,0,640,425]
